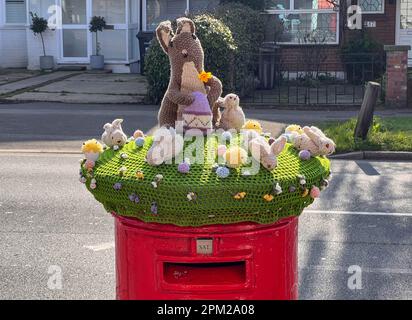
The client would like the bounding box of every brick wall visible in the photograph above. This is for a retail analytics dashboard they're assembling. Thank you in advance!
[277,0,396,71]
[354,0,396,45]
[385,46,409,108]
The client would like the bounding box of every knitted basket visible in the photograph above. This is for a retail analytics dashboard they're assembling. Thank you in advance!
[80,134,330,226]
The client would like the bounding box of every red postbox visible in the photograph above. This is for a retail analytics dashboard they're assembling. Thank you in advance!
[114,213,298,300]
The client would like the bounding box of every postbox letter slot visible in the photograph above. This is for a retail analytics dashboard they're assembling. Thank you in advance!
[163,261,246,286]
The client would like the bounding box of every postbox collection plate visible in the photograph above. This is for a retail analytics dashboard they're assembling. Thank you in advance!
[196,238,213,255]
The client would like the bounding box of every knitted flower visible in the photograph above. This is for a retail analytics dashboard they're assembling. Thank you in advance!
[198,71,212,83]
[151,202,158,214]
[234,192,246,200]
[273,182,283,195]
[187,192,197,201]
[136,170,144,180]
[302,188,309,197]
[263,194,274,202]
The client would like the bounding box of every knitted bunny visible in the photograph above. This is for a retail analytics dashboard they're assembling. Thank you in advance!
[101,119,127,148]
[292,126,335,156]
[146,127,184,166]
[244,130,287,171]
[219,93,246,131]
[155,18,222,128]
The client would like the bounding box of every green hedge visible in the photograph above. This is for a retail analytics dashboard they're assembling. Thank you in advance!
[214,3,264,96]
[145,4,265,104]
[144,14,237,104]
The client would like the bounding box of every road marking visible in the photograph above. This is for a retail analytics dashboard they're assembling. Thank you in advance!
[84,242,115,252]
[306,210,412,217]
[300,265,412,275]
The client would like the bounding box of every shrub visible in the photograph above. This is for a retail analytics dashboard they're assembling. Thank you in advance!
[29,12,49,56]
[219,0,266,10]
[144,39,171,104]
[89,16,107,56]
[144,14,237,104]
[213,3,265,96]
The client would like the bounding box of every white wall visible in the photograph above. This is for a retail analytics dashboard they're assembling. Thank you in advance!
[0,0,28,68]
[26,0,59,69]
[26,28,58,69]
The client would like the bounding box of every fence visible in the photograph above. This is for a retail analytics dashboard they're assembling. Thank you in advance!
[240,52,386,107]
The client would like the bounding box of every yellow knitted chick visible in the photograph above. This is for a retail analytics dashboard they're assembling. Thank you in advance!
[224,146,248,168]
[81,139,103,161]
[285,124,304,135]
[242,120,263,135]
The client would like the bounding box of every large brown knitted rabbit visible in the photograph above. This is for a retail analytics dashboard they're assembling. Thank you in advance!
[156,18,222,128]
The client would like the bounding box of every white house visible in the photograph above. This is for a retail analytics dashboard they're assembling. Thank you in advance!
[0,0,218,72]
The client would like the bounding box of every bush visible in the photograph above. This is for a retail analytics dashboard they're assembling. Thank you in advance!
[144,40,171,104]
[219,0,266,10]
[144,14,237,104]
[213,3,265,96]
[29,12,48,56]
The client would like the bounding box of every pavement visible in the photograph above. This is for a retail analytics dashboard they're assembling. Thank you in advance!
[0,102,411,300]
[0,102,412,153]
[0,69,41,85]
[0,70,148,104]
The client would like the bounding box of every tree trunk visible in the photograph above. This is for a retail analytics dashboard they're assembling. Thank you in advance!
[40,32,46,56]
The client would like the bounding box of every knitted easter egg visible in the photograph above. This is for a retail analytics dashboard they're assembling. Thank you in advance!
[182,91,213,135]
[299,149,311,160]
[225,146,248,168]
[216,166,230,178]
[135,137,145,147]
[133,130,144,139]
[178,162,191,174]
[217,145,227,157]
[310,186,321,198]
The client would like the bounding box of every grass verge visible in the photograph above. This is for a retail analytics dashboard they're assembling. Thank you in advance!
[318,116,412,153]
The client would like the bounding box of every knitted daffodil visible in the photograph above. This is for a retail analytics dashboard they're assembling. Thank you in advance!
[198,71,212,83]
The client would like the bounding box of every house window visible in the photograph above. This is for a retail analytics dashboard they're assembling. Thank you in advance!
[146,0,187,31]
[92,0,126,24]
[358,0,384,14]
[189,0,219,14]
[145,0,219,31]
[265,0,338,44]
[5,0,27,24]
[29,0,54,20]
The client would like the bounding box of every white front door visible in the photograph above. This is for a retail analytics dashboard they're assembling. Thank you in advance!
[397,0,412,65]
[60,0,90,62]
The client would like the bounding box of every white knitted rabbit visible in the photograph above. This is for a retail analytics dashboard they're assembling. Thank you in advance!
[244,130,286,171]
[101,119,127,148]
[292,126,335,156]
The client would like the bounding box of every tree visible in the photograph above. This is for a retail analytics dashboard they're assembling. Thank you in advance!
[29,12,48,56]
[89,16,107,56]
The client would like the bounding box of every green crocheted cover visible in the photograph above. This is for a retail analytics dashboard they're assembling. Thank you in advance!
[80,135,330,226]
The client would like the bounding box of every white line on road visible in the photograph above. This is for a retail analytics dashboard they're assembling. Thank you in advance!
[305,210,412,217]
[83,242,115,252]
[300,265,412,275]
